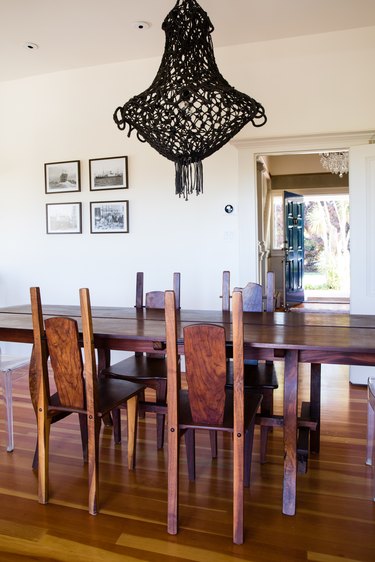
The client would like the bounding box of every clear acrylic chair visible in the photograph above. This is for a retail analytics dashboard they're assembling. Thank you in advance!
[366,376,375,501]
[0,348,30,451]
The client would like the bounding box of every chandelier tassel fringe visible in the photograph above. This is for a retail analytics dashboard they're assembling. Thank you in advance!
[175,161,203,199]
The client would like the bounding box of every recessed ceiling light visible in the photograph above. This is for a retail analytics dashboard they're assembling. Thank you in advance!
[132,21,151,30]
[23,42,39,50]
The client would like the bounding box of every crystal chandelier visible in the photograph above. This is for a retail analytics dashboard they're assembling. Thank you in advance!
[320,152,349,178]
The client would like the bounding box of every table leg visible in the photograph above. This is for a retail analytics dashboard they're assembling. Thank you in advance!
[283,349,298,516]
[310,363,321,454]
[97,348,112,427]
[97,348,110,373]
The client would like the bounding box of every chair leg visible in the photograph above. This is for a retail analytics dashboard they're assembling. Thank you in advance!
[138,388,146,419]
[126,395,139,470]
[156,413,165,449]
[233,431,244,545]
[78,413,88,462]
[244,417,256,488]
[32,441,38,471]
[184,429,196,481]
[260,425,270,464]
[156,380,167,449]
[1,369,14,452]
[37,415,50,505]
[87,416,100,515]
[112,408,121,445]
[209,430,218,458]
[168,426,179,535]
[259,389,273,464]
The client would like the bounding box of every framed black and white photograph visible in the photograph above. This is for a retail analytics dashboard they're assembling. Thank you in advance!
[44,160,80,193]
[90,201,129,234]
[89,156,128,191]
[46,203,82,234]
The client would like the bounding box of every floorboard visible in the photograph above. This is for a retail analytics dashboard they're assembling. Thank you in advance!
[0,362,374,561]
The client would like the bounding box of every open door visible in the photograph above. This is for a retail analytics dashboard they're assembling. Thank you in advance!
[284,190,305,305]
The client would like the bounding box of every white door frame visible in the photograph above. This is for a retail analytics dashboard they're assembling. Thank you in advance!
[232,130,374,286]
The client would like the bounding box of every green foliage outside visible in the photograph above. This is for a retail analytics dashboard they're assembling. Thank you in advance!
[304,198,349,291]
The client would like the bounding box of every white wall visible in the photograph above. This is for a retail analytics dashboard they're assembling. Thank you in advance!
[0,58,239,317]
[226,26,375,139]
[1,25,375,335]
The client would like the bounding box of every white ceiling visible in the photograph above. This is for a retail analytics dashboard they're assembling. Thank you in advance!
[2,0,375,82]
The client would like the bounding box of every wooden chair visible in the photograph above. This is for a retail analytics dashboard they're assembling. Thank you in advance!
[222,270,279,463]
[30,286,145,514]
[104,272,180,449]
[366,376,375,501]
[165,289,262,544]
[135,271,181,310]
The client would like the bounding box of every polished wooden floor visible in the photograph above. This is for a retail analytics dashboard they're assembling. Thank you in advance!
[0,363,374,561]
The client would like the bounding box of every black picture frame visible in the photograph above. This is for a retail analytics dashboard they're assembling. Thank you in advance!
[44,160,80,193]
[46,202,82,234]
[89,156,128,191]
[90,200,129,234]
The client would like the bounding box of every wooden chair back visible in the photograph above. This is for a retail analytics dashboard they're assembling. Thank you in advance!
[222,270,230,312]
[222,270,276,313]
[30,287,88,414]
[135,272,181,309]
[241,282,263,312]
[31,287,142,514]
[31,286,91,505]
[232,289,245,543]
[45,317,85,409]
[79,288,100,422]
[265,271,276,312]
[165,290,179,535]
[184,324,227,425]
[30,287,50,468]
[145,291,165,309]
[136,272,181,357]
[29,292,88,472]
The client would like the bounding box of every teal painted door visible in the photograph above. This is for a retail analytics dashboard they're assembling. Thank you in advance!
[284,191,305,304]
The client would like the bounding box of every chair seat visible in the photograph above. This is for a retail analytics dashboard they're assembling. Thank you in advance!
[0,355,29,372]
[47,379,145,418]
[97,378,145,417]
[226,361,278,390]
[103,355,167,381]
[179,388,262,431]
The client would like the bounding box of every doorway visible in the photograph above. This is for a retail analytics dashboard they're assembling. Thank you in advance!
[234,131,374,383]
[258,152,350,305]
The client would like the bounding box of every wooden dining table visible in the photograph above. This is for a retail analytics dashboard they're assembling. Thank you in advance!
[1,303,375,517]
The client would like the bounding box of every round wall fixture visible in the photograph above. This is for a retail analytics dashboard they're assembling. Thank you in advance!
[23,42,39,50]
[224,204,234,214]
[132,21,151,30]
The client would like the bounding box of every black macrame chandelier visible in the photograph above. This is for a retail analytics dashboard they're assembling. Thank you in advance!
[113,0,267,199]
